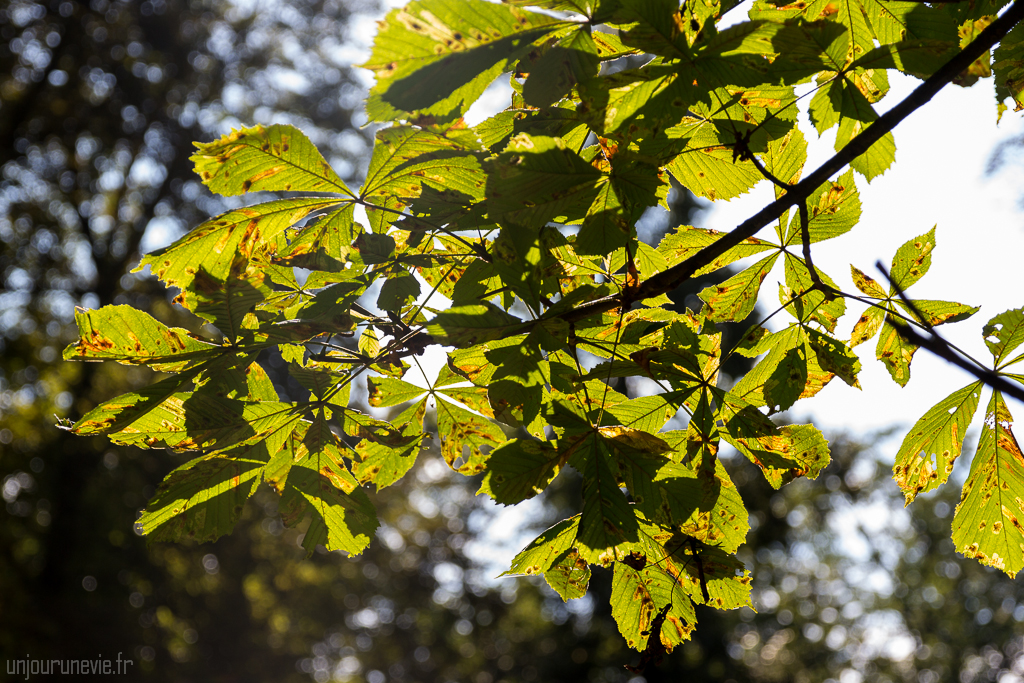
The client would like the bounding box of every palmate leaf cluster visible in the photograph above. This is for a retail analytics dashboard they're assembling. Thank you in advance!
[62,0,1024,659]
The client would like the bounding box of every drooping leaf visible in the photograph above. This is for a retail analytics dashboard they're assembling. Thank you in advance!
[893,382,983,504]
[572,432,641,564]
[280,419,379,556]
[136,449,267,543]
[952,392,1024,578]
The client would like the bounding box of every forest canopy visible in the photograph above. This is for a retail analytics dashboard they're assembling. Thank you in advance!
[56,0,1024,667]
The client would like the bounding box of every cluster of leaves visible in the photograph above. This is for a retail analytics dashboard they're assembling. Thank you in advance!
[62,0,1024,662]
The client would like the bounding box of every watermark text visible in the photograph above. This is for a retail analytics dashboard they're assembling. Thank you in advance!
[6,653,134,679]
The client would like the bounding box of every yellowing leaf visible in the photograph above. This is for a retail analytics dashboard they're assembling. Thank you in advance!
[435,395,506,475]
[894,382,983,504]
[192,124,352,196]
[137,198,341,293]
[699,252,780,323]
[362,0,564,121]
[952,393,1024,578]
[63,305,220,372]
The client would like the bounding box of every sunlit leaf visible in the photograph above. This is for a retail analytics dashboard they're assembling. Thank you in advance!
[952,393,1024,578]
[192,124,352,196]
[894,382,983,504]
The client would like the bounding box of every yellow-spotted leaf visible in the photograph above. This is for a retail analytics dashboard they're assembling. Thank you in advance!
[894,382,983,504]
[952,393,1024,578]
[63,305,220,372]
[137,197,341,293]
[192,124,352,196]
[362,0,565,121]
[435,395,506,475]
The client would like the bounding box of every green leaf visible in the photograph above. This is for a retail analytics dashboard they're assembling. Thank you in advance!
[137,197,341,293]
[699,252,780,323]
[280,419,379,556]
[276,204,359,272]
[479,438,563,504]
[900,299,979,327]
[784,170,861,246]
[805,328,862,387]
[889,226,936,291]
[657,225,775,276]
[719,395,831,488]
[63,305,221,372]
[523,28,601,107]
[542,547,592,600]
[665,146,762,202]
[192,124,352,196]
[360,124,487,231]
[952,393,1024,578]
[79,390,300,454]
[782,254,846,333]
[605,392,689,433]
[611,555,695,652]
[427,303,525,346]
[435,395,506,475]
[983,307,1024,368]
[730,335,808,413]
[994,21,1024,114]
[573,432,640,564]
[353,399,428,489]
[137,450,266,543]
[876,314,918,386]
[894,382,983,504]
[762,127,807,199]
[852,39,959,79]
[378,273,421,311]
[191,257,273,341]
[484,134,603,227]
[501,514,593,599]
[367,376,428,408]
[503,516,580,576]
[361,0,564,121]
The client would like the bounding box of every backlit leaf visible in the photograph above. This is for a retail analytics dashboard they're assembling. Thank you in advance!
[192,124,352,196]
[64,305,220,372]
[894,382,983,504]
[952,393,1024,578]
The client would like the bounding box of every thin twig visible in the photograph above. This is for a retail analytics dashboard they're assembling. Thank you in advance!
[872,261,1024,403]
